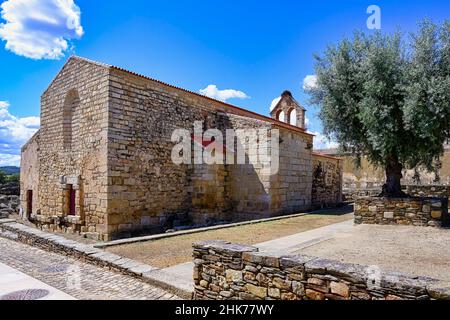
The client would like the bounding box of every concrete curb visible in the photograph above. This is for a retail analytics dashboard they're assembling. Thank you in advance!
[94,212,312,249]
[0,219,192,299]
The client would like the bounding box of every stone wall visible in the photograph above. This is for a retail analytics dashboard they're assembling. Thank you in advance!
[339,151,450,190]
[343,189,380,202]
[105,67,315,238]
[343,185,450,203]
[21,56,342,241]
[0,195,19,218]
[405,185,450,200]
[354,197,448,227]
[311,154,343,208]
[20,130,39,218]
[271,128,313,215]
[25,57,110,240]
[0,182,19,196]
[193,240,450,300]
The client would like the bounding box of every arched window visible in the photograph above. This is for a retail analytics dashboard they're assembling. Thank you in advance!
[288,109,297,126]
[277,110,285,122]
[63,90,80,151]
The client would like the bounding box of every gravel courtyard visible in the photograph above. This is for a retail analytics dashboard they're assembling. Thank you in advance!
[106,207,353,268]
[300,224,450,282]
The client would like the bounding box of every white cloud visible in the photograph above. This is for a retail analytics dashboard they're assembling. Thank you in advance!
[310,131,339,150]
[270,96,281,112]
[199,85,249,102]
[303,75,318,92]
[0,0,84,60]
[0,154,20,166]
[0,100,40,166]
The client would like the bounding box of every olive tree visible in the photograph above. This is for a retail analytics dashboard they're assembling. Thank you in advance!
[308,20,450,197]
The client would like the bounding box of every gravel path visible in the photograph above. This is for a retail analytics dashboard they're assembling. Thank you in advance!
[107,208,353,268]
[300,224,450,282]
[0,237,181,300]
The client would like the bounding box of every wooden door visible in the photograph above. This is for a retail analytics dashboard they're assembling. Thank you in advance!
[68,185,76,216]
[27,190,33,216]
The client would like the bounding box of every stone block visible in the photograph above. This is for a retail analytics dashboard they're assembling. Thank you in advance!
[226,269,243,283]
[383,212,394,219]
[268,287,280,299]
[273,277,291,291]
[306,289,325,300]
[330,281,350,298]
[245,284,267,299]
[431,211,442,219]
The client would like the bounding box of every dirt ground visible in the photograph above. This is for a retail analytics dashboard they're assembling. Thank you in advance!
[106,207,353,268]
[300,224,450,282]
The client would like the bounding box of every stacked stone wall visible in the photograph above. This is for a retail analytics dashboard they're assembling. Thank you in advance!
[193,241,450,300]
[354,196,448,227]
[341,152,450,190]
[405,185,450,201]
[311,154,343,208]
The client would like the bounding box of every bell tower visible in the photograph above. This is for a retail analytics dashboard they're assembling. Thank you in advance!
[270,91,307,129]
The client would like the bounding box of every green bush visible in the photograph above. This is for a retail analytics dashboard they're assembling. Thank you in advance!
[0,171,6,184]
[7,173,20,183]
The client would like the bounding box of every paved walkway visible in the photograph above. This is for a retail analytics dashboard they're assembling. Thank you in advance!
[160,219,355,292]
[0,237,180,300]
[0,262,75,300]
[256,219,354,254]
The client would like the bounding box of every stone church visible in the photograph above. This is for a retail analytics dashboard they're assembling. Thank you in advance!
[20,56,342,241]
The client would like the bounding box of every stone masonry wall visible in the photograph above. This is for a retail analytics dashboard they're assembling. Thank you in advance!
[405,185,450,201]
[33,57,110,240]
[20,130,40,218]
[270,128,313,215]
[341,151,450,190]
[354,197,449,227]
[193,241,450,300]
[106,67,314,238]
[21,56,329,241]
[311,154,342,208]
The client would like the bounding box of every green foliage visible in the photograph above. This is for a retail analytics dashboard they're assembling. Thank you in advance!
[308,20,450,175]
[0,171,6,184]
[6,173,20,183]
[0,170,19,184]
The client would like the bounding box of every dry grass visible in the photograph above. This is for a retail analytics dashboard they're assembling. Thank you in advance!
[106,208,353,269]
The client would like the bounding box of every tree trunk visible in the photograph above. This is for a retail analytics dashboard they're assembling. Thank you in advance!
[381,155,406,197]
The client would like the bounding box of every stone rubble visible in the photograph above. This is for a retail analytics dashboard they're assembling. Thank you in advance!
[0,194,20,218]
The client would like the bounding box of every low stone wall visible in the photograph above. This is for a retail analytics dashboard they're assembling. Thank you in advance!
[311,154,343,208]
[0,195,19,218]
[0,182,19,196]
[344,185,450,203]
[354,196,448,227]
[343,189,380,202]
[405,185,450,200]
[193,241,450,300]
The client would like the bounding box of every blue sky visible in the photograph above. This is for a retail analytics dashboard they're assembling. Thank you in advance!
[0,0,449,166]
